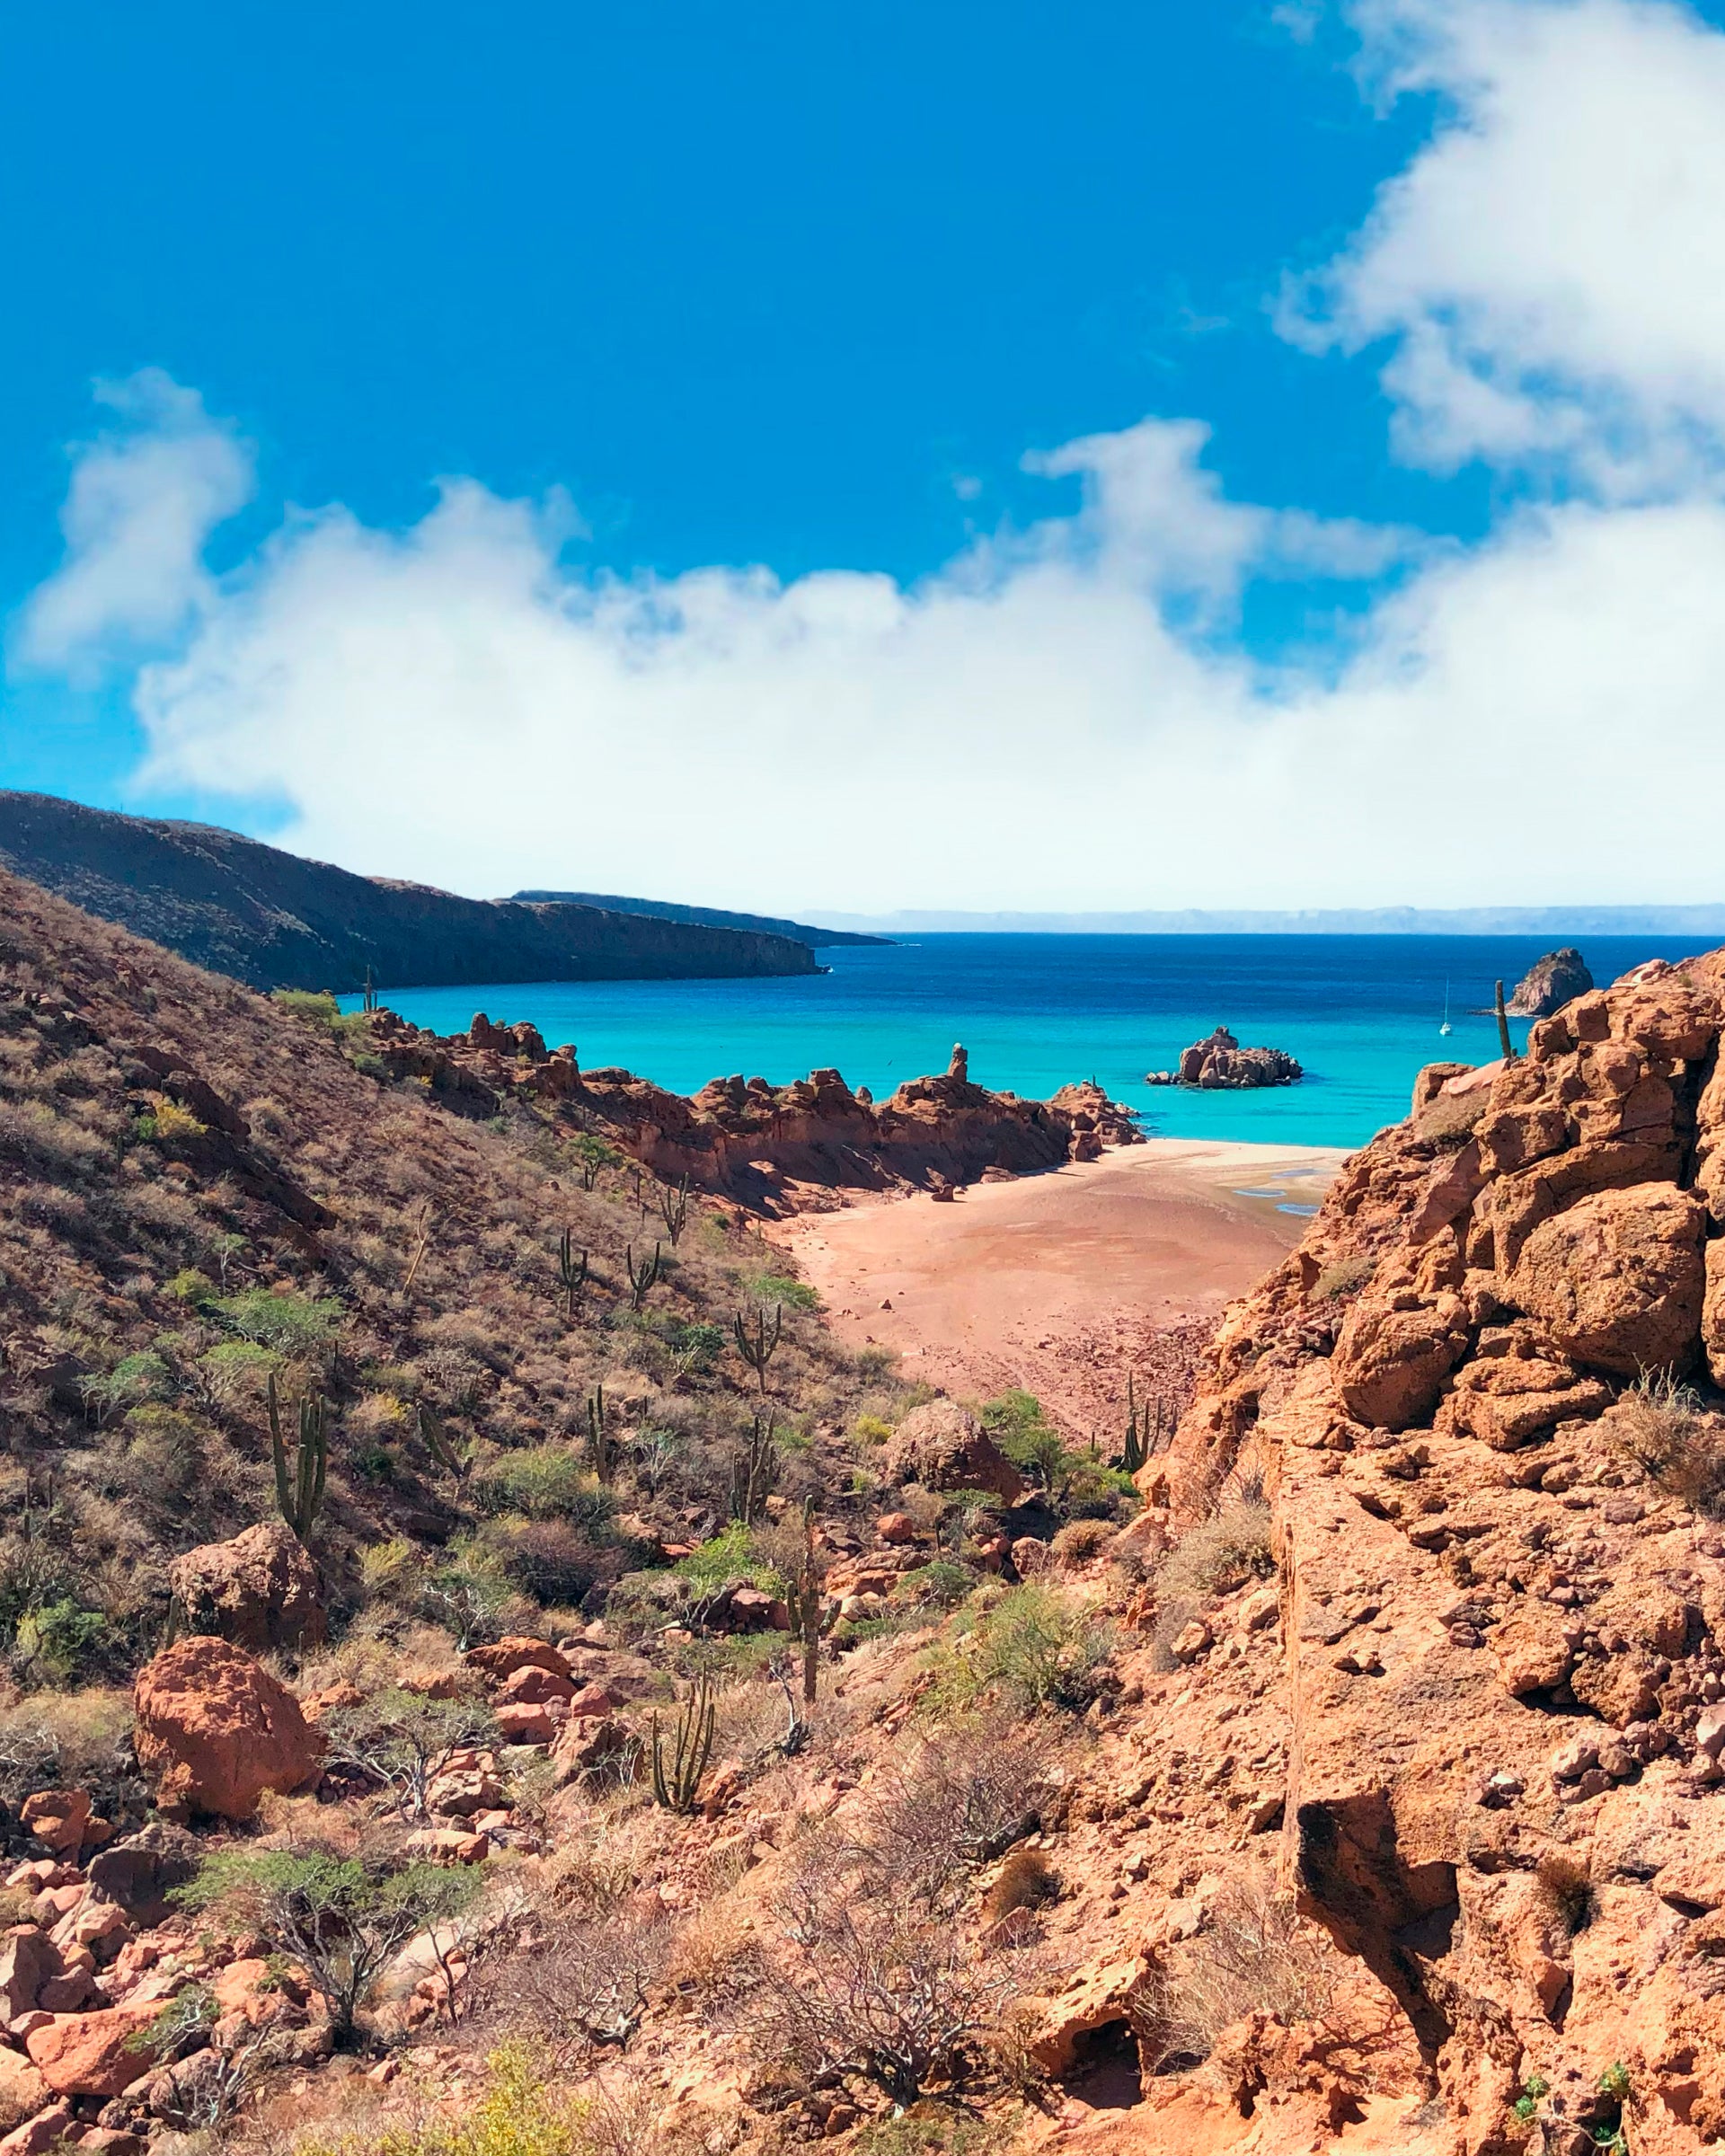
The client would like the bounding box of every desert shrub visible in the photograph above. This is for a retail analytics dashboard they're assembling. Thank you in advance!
[320,1687,500,1821]
[79,1350,175,1420]
[1309,1253,1374,1301]
[854,2119,995,2156]
[167,1268,216,1304]
[1131,1874,1334,2073]
[477,1913,671,2062]
[744,1272,819,1312]
[1157,1499,1274,1604]
[1050,1518,1115,1568]
[209,1288,340,1357]
[982,1391,1066,1486]
[0,1098,109,1173]
[1607,1373,1725,1516]
[0,1687,143,1824]
[176,1847,484,2041]
[740,1855,1036,2104]
[1535,1850,1597,1936]
[980,1848,1058,1927]
[852,1728,1048,1911]
[197,1338,280,1402]
[473,1448,617,1532]
[852,1412,895,1445]
[11,1598,109,1684]
[1057,1459,1140,1521]
[420,1539,537,1648]
[107,1405,208,1503]
[940,1583,1113,1712]
[480,1517,622,1606]
[674,1523,789,1598]
[889,1560,973,1613]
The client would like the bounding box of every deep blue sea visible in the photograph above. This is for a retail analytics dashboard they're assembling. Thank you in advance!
[344,934,1717,1153]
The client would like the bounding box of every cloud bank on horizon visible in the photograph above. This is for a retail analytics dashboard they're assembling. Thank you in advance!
[17,0,1725,915]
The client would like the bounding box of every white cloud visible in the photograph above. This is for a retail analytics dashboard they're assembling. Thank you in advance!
[1294,0,1725,488]
[15,371,252,679]
[23,0,1725,913]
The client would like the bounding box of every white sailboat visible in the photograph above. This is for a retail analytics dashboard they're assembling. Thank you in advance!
[1439,978,1453,1037]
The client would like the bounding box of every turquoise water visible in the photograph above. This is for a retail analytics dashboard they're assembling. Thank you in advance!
[343,933,1716,1152]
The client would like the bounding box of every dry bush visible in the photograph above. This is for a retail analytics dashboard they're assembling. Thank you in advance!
[1606,1374,1725,1516]
[980,1848,1058,1927]
[1535,1849,1597,1937]
[1049,1518,1114,1569]
[1308,1253,1374,1302]
[1132,1873,1334,2073]
[739,1853,1038,2105]
[0,1686,138,1815]
[1149,1498,1274,1669]
[848,1727,1048,1913]
[474,1912,672,2062]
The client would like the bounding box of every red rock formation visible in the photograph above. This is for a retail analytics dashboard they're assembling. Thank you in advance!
[365,1012,1140,1209]
[132,1639,323,1820]
[166,1521,325,1652]
[1146,1026,1302,1090]
[880,1399,1024,1504]
[1507,945,1595,1019]
[1142,952,1725,2143]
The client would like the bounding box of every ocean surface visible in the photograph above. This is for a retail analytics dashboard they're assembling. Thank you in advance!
[344,934,1717,1153]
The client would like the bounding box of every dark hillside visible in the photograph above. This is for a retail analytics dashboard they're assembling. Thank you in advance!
[514,888,890,947]
[0,791,818,991]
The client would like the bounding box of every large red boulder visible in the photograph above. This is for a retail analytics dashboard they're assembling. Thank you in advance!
[1507,1181,1706,1375]
[880,1400,1022,1504]
[24,2003,162,2097]
[132,1638,322,1820]
[167,1521,325,1651]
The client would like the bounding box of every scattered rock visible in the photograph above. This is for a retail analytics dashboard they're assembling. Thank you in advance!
[166,1520,325,1651]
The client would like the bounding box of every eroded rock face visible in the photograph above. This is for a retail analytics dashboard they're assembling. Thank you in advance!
[167,1520,325,1651]
[1143,950,1725,2143]
[880,1399,1023,1504]
[132,1638,322,1820]
[1146,1026,1302,1091]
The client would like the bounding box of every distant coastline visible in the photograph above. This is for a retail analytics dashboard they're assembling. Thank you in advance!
[804,903,1725,937]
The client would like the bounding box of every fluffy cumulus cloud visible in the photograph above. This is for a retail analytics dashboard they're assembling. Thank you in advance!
[21,0,1725,911]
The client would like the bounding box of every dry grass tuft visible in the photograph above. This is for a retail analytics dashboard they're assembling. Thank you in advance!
[1132,1872,1334,2074]
[1606,1372,1725,1517]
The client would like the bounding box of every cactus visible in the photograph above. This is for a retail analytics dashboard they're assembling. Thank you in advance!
[557,1226,589,1317]
[1495,978,1516,1062]
[732,1302,783,1395]
[268,1371,328,1542]
[650,1676,716,1813]
[1119,1374,1148,1474]
[624,1241,663,1311]
[586,1385,617,1482]
[794,1498,824,1708]
[729,1414,781,1524]
[362,966,378,1015]
[655,1173,692,1246]
[419,1402,473,1482]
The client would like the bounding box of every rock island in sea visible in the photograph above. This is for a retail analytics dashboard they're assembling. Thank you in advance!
[1146,1024,1302,1090]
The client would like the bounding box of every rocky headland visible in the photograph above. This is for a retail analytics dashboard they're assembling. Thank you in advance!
[367,1019,1143,1210]
[1147,1025,1303,1090]
[0,792,819,993]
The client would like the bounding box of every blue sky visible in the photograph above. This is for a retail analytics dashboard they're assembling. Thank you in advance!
[10,0,1725,912]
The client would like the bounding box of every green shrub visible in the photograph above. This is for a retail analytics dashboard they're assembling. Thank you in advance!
[891,1560,974,1613]
[939,1583,1112,1712]
[296,2045,632,2156]
[80,1350,175,1419]
[13,1599,109,1683]
[982,1391,1066,1489]
[197,1338,280,1401]
[472,1447,617,1532]
[271,990,372,1046]
[746,1272,819,1312]
[167,1268,215,1305]
[676,1522,789,1597]
[209,1288,340,1356]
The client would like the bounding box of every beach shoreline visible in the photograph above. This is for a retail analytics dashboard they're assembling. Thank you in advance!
[769,1135,1346,1442]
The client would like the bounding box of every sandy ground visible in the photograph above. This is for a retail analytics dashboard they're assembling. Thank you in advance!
[770,1138,1346,1444]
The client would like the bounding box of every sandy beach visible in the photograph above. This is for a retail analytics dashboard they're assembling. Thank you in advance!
[771,1137,1346,1443]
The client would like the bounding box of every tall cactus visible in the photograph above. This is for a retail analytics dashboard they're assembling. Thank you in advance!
[557,1227,589,1317]
[1495,979,1516,1062]
[268,1372,328,1542]
[794,1498,824,1709]
[650,1676,716,1813]
[624,1241,663,1311]
[586,1385,617,1483]
[655,1173,692,1247]
[729,1414,780,1524]
[732,1303,783,1396]
[1119,1374,1148,1474]
[419,1401,473,1482]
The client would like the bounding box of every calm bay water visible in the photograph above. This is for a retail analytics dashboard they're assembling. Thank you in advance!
[344,933,1716,1153]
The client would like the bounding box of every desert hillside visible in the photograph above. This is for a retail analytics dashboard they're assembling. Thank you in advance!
[0,883,1722,2156]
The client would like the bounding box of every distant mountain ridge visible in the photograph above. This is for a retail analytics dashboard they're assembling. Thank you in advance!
[0,792,818,991]
[514,888,889,948]
[806,904,1725,937]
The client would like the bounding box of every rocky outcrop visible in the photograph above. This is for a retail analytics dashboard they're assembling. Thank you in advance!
[166,1522,325,1652]
[367,1015,1141,1210]
[1507,944,1594,1017]
[132,1639,322,1820]
[880,1400,1024,1504]
[1142,951,1725,2143]
[1146,1027,1302,1090]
